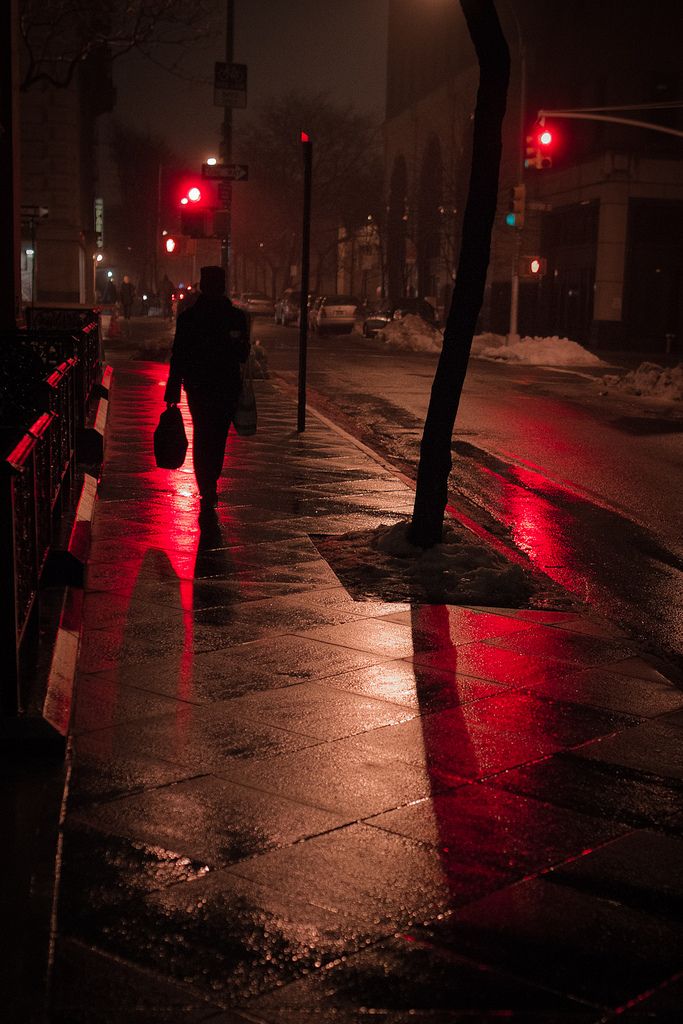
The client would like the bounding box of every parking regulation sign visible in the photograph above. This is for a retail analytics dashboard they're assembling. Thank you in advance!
[213,62,247,108]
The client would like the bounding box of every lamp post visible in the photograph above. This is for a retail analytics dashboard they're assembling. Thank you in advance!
[507,40,526,345]
[92,251,103,301]
[220,0,235,283]
[297,132,313,433]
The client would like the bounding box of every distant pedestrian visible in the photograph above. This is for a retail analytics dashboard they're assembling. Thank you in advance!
[120,275,135,319]
[160,274,175,320]
[102,279,117,305]
[164,265,250,512]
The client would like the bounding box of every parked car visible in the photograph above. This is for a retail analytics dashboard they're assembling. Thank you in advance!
[310,294,360,335]
[238,291,274,317]
[362,298,438,337]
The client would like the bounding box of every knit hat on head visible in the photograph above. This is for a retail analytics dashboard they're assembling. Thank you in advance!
[199,265,226,297]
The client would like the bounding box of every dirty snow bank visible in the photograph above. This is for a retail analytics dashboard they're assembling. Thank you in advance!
[373,321,604,368]
[319,519,535,606]
[602,362,683,402]
[473,334,605,367]
[377,315,442,353]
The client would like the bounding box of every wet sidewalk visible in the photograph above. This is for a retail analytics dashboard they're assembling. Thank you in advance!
[50,359,683,1022]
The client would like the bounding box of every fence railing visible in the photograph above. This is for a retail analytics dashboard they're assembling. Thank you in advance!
[0,353,84,714]
[0,308,104,718]
[1,412,57,713]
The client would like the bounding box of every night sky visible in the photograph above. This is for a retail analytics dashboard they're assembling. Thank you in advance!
[113,0,389,162]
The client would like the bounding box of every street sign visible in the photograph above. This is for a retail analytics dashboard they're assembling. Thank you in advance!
[201,163,249,181]
[213,62,247,108]
[94,197,104,247]
[21,205,49,219]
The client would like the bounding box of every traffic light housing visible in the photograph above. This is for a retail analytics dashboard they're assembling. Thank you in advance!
[519,255,547,278]
[525,125,553,169]
[179,185,210,238]
[506,183,526,227]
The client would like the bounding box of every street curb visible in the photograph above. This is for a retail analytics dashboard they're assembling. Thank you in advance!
[43,588,83,737]
[271,374,539,574]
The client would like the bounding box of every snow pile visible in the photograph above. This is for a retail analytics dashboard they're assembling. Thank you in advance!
[318,519,534,606]
[377,314,442,353]
[471,332,507,357]
[475,335,605,367]
[373,323,604,368]
[603,362,683,402]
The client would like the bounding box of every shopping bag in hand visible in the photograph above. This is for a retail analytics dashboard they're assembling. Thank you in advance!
[234,361,257,436]
[154,404,188,468]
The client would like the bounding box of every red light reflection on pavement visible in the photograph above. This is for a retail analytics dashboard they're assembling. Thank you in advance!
[477,462,578,589]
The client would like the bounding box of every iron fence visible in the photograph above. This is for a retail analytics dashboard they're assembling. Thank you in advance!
[1,357,81,715]
[1,412,56,713]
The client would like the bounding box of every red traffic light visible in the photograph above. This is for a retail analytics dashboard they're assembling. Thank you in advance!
[187,186,202,203]
[525,124,554,170]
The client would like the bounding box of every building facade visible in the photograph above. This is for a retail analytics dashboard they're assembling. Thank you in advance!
[384,0,683,350]
[20,46,114,305]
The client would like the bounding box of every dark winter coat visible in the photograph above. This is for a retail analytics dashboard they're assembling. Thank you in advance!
[164,296,250,405]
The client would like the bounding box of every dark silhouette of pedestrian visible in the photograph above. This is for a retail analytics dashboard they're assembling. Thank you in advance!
[164,265,250,512]
[102,279,118,305]
[160,274,175,320]
[120,275,135,319]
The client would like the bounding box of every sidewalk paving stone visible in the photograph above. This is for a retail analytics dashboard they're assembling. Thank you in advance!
[49,362,683,1020]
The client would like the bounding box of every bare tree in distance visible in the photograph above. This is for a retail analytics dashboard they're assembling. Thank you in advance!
[19,0,213,91]
[408,0,510,549]
[234,92,383,292]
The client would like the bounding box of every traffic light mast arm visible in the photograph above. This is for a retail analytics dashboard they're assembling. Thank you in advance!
[537,108,683,140]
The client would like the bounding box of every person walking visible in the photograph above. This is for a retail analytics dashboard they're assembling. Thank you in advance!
[120,275,135,319]
[160,273,175,320]
[164,265,250,512]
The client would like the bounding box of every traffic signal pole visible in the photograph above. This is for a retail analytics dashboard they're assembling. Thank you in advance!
[507,45,526,346]
[220,0,235,280]
[297,134,313,433]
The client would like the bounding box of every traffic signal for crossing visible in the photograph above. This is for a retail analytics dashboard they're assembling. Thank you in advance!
[506,183,526,227]
[179,185,209,238]
[519,255,547,278]
[162,234,185,255]
[525,125,553,169]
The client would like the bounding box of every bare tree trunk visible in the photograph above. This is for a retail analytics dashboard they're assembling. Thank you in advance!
[408,0,509,548]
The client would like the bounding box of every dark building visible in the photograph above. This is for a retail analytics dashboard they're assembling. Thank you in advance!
[384,0,683,350]
[20,42,115,305]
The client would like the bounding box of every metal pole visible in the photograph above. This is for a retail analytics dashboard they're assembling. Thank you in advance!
[508,46,525,345]
[537,108,683,140]
[297,134,313,433]
[221,0,235,281]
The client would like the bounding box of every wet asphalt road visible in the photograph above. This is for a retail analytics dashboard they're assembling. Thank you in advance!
[253,319,683,669]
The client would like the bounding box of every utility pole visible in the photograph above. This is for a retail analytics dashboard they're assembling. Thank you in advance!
[220,0,235,283]
[507,44,526,345]
[297,133,312,433]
